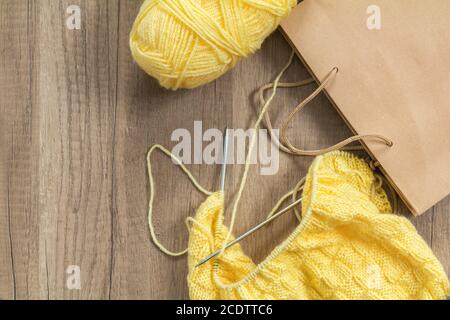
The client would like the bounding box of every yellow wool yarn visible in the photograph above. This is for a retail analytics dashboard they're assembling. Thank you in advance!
[187,151,450,300]
[130,0,297,90]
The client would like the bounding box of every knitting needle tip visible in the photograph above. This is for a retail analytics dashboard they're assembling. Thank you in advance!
[194,197,302,268]
[195,128,229,269]
[220,127,230,192]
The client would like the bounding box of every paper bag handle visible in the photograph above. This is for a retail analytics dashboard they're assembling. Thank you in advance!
[259,67,393,157]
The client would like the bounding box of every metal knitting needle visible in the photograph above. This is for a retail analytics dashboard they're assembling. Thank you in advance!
[195,196,302,268]
[220,127,230,192]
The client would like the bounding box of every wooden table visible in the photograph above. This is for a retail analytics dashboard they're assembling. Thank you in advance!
[0,1,448,300]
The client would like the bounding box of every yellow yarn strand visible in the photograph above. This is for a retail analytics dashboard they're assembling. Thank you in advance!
[130,0,297,90]
[146,52,305,258]
[220,51,295,253]
[266,176,305,221]
[147,144,213,256]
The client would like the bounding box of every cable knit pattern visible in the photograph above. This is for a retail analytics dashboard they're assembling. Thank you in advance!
[187,151,449,300]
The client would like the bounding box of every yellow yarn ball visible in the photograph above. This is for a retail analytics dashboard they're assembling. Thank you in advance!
[130,0,297,90]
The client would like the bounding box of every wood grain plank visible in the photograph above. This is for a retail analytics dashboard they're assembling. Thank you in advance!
[0,0,38,300]
[31,0,119,299]
[432,198,450,276]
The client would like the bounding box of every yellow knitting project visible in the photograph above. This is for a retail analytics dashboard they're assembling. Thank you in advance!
[130,0,297,90]
[187,151,450,300]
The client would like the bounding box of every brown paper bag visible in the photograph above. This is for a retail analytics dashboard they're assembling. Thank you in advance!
[280,0,450,215]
